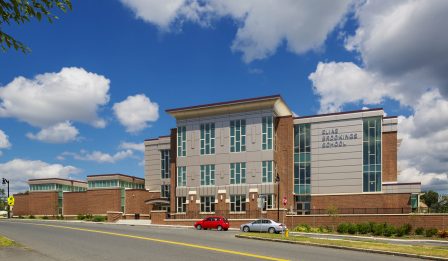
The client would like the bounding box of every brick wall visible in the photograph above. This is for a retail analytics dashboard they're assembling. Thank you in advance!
[107,211,123,222]
[63,191,87,215]
[311,193,411,210]
[382,131,398,182]
[274,116,294,209]
[125,189,158,214]
[86,189,121,214]
[12,194,29,216]
[28,191,58,216]
[170,128,177,215]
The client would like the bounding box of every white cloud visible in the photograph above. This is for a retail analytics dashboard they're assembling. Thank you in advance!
[113,94,159,133]
[26,121,79,143]
[0,129,11,149]
[119,142,145,152]
[0,159,80,193]
[0,67,110,139]
[120,0,353,63]
[61,149,134,164]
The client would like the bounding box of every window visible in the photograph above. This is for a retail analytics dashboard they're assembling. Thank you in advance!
[262,116,273,150]
[230,195,246,212]
[200,196,215,212]
[363,117,382,192]
[200,123,215,155]
[262,161,273,183]
[120,188,125,213]
[177,166,187,187]
[177,197,187,213]
[230,119,246,152]
[230,162,246,184]
[161,149,171,179]
[200,165,215,186]
[260,194,274,211]
[161,184,170,198]
[177,126,186,157]
[294,124,311,195]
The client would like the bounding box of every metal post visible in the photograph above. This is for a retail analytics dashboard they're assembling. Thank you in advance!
[2,178,9,219]
[276,174,280,222]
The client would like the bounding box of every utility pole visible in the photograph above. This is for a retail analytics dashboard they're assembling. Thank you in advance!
[275,173,280,222]
[2,178,10,219]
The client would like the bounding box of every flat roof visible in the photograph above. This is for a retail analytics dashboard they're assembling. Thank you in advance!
[293,108,383,120]
[166,94,292,120]
[28,178,87,184]
[144,135,170,142]
[87,173,144,181]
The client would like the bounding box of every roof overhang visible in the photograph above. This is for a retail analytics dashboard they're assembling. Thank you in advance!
[166,95,292,120]
[145,198,170,205]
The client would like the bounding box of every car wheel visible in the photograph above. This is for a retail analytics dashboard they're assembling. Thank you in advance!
[243,226,250,232]
[196,225,202,230]
[217,225,223,231]
[268,227,275,234]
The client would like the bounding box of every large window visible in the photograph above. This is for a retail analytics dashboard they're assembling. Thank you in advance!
[230,119,246,152]
[200,123,215,155]
[177,126,186,157]
[161,184,170,198]
[200,165,215,186]
[262,116,273,150]
[177,197,187,213]
[230,162,246,184]
[363,117,382,192]
[177,166,187,187]
[200,196,215,212]
[260,194,274,211]
[262,161,273,183]
[161,149,170,179]
[230,195,246,212]
[294,124,311,194]
[88,180,119,189]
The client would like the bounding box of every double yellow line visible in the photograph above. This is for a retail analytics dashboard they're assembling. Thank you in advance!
[22,222,289,261]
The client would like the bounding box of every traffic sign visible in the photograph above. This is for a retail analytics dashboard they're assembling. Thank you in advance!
[7,195,14,206]
[282,196,287,206]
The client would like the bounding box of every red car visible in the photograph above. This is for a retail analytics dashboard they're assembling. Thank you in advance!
[194,216,229,231]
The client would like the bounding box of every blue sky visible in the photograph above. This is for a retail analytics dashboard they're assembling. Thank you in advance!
[1,0,447,193]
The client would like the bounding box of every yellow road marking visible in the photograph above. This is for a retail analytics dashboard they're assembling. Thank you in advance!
[21,222,289,261]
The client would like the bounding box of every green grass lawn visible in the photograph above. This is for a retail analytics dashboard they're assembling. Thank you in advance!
[0,235,18,247]
[239,233,448,258]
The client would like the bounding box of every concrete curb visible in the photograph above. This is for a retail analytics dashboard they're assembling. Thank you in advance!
[235,234,448,261]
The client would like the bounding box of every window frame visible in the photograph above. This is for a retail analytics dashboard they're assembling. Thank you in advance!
[262,116,273,150]
[177,166,187,187]
[176,196,187,213]
[200,196,215,213]
[230,119,246,152]
[230,194,246,212]
[200,123,215,155]
[177,126,187,157]
[200,164,215,186]
[230,162,246,184]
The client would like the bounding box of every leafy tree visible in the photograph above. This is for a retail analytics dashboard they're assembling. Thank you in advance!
[0,0,72,53]
[421,190,439,209]
[0,188,6,211]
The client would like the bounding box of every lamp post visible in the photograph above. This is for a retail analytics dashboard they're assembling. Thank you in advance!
[2,178,10,219]
[275,173,280,222]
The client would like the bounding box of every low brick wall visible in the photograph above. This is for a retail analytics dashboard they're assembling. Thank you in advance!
[163,219,255,228]
[12,194,30,216]
[285,214,448,230]
[107,211,123,222]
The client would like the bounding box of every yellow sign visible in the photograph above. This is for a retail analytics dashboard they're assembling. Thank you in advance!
[7,196,14,206]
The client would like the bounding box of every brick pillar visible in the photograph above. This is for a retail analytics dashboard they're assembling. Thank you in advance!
[170,128,177,215]
[248,190,259,219]
[382,131,398,182]
[274,116,294,212]
[187,193,199,218]
[216,190,227,216]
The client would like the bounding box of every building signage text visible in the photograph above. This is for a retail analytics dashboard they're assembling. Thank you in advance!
[321,128,358,148]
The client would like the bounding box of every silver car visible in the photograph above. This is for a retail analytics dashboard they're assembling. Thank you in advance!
[240,219,287,233]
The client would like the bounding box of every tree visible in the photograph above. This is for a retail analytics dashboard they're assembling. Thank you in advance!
[421,190,439,209]
[0,0,72,53]
[0,188,6,211]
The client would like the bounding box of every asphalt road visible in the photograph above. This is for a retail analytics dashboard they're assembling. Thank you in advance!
[0,220,421,261]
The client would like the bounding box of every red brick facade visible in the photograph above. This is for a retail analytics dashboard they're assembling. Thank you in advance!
[125,189,158,214]
[382,131,398,182]
[169,128,177,214]
[311,193,411,210]
[28,191,59,216]
[63,191,88,215]
[12,194,30,216]
[86,189,122,214]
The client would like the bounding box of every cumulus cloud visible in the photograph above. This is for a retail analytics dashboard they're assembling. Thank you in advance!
[60,149,134,164]
[113,94,159,133]
[120,0,352,62]
[26,122,79,143]
[0,159,80,193]
[119,142,144,152]
[0,67,110,143]
[0,129,11,156]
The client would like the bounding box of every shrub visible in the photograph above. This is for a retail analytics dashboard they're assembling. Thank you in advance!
[309,227,321,233]
[396,226,406,237]
[437,230,448,238]
[337,223,350,234]
[56,215,64,220]
[318,226,330,233]
[347,223,358,234]
[92,215,106,222]
[401,224,412,235]
[357,223,371,234]
[294,224,311,232]
[425,228,438,237]
[29,215,36,219]
[77,214,86,220]
[372,223,385,236]
[324,225,333,233]
[18,215,24,219]
[383,224,396,237]
[42,216,49,220]
[85,214,93,221]
[415,227,425,235]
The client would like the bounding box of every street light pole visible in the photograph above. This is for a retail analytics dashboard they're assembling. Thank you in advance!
[275,174,280,222]
[2,178,9,219]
